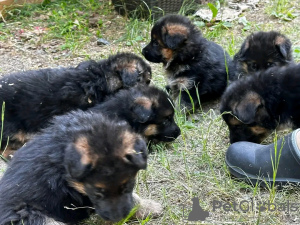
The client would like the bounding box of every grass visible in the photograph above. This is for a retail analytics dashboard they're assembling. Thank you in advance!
[0,102,8,163]
[1,0,300,224]
[265,0,298,21]
[119,14,152,53]
[269,132,284,200]
[1,0,113,51]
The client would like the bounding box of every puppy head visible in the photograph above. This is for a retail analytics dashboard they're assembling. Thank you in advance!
[130,85,181,142]
[65,120,147,222]
[234,31,293,76]
[221,87,272,143]
[111,53,152,88]
[142,15,199,66]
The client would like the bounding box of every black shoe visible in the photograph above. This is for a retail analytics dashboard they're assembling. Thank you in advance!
[226,129,300,186]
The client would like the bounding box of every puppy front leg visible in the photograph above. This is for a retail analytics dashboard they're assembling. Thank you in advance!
[132,193,163,220]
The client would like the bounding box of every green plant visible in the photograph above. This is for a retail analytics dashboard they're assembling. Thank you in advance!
[202,0,232,40]
[266,0,298,21]
[238,16,252,31]
[207,1,220,23]
[0,102,8,163]
[269,132,284,200]
[178,0,201,16]
[2,0,111,51]
[224,50,229,85]
[123,18,152,47]
[115,205,139,225]
[226,34,236,57]
[204,1,232,29]
[119,4,153,50]
[294,46,300,61]
[0,23,10,40]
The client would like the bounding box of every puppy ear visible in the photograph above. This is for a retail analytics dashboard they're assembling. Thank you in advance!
[275,35,291,59]
[238,40,250,58]
[233,93,266,124]
[119,69,139,88]
[162,24,188,49]
[76,60,98,70]
[234,102,259,124]
[123,138,147,170]
[131,97,153,123]
[61,82,96,105]
[65,136,97,180]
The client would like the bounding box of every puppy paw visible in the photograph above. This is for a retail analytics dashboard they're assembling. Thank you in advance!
[133,193,163,219]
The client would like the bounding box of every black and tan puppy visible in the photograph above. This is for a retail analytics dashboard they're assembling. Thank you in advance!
[0,110,147,224]
[0,52,151,152]
[76,52,152,88]
[142,14,236,109]
[233,31,293,78]
[220,64,300,144]
[91,85,181,143]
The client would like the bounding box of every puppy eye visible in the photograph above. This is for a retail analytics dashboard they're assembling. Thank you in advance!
[95,188,105,199]
[96,192,104,199]
[152,40,159,47]
[137,71,143,82]
[267,62,275,67]
[163,115,172,125]
[249,62,257,71]
[121,183,130,194]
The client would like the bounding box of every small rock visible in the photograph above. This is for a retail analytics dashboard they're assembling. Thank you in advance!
[50,49,59,53]
[195,0,260,22]
[36,49,46,55]
[27,45,37,50]
[97,38,110,46]
[89,36,97,42]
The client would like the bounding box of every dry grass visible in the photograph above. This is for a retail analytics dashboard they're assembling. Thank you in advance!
[1,0,300,224]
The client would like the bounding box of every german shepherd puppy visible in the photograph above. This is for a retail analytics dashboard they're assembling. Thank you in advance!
[233,31,293,78]
[0,110,147,224]
[76,52,152,87]
[91,85,181,143]
[220,64,300,143]
[142,14,236,109]
[0,52,151,152]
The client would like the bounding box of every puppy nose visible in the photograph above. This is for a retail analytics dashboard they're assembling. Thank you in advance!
[142,48,147,55]
[174,126,181,138]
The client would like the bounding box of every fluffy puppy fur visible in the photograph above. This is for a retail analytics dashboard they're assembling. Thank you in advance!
[0,52,151,152]
[142,14,236,109]
[0,110,147,224]
[233,31,293,78]
[76,52,152,87]
[220,64,300,143]
[91,85,181,143]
